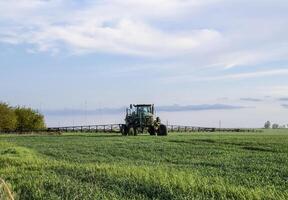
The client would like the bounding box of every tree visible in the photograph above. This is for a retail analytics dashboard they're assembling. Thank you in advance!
[14,107,46,131]
[264,121,271,129]
[281,125,286,129]
[272,123,279,129]
[0,102,17,132]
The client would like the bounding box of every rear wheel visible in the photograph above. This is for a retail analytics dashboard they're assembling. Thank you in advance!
[158,124,168,136]
[121,125,128,136]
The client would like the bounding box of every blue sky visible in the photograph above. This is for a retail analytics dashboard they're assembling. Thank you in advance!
[0,0,288,127]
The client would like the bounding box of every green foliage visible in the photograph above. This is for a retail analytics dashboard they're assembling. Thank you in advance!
[0,130,288,199]
[14,107,46,131]
[0,102,17,132]
[264,120,271,129]
[0,102,45,132]
[272,123,279,129]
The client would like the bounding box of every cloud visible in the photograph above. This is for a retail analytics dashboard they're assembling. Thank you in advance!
[257,86,288,96]
[278,98,288,101]
[43,107,126,116]
[0,0,287,77]
[28,21,221,56]
[205,69,288,81]
[163,68,288,83]
[0,0,223,56]
[240,98,263,102]
[157,104,246,112]
[215,45,288,69]
[282,104,288,109]
[41,109,109,116]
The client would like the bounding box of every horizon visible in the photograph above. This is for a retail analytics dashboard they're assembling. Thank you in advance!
[1,0,288,128]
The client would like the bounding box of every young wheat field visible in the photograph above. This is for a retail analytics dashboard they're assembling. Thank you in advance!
[0,130,288,200]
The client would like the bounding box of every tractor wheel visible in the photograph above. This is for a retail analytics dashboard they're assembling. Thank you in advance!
[128,127,135,136]
[133,128,138,136]
[121,125,128,136]
[148,126,156,135]
[158,124,168,136]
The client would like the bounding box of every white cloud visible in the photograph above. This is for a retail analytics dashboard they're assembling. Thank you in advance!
[0,0,287,68]
[257,86,288,96]
[163,68,288,82]
[205,69,288,81]
[214,45,288,69]
[0,0,225,56]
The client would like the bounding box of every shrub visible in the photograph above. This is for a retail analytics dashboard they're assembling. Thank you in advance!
[0,102,17,132]
[14,107,46,131]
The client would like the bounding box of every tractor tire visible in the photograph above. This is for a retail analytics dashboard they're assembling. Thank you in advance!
[158,124,168,136]
[133,128,138,136]
[128,127,135,136]
[121,125,128,136]
[148,126,156,135]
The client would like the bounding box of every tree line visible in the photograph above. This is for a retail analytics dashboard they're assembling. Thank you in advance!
[264,121,287,129]
[0,102,45,132]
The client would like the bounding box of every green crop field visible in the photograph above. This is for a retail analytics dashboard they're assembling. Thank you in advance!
[0,130,288,200]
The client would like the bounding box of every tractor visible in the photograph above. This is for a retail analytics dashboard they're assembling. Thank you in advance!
[121,104,168,136]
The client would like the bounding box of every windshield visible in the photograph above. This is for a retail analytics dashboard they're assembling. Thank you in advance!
[137,106,151,114]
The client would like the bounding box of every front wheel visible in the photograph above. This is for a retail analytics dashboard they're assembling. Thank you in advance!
[133,128,138,136]
[148,126,156,135]
[158,124,168,136]
[128,127,135,136]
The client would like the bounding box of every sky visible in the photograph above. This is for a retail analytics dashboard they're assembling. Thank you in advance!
[0,0,288,128]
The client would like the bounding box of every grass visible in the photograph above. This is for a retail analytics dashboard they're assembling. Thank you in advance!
[0,130,288,199]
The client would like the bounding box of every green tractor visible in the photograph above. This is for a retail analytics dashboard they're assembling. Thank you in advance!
[121,104,168,136]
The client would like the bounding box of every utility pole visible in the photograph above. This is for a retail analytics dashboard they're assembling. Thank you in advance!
[219,120,222,129]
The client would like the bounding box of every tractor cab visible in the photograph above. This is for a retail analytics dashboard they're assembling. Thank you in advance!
[125,104,154,127]
[126,104,154,117]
